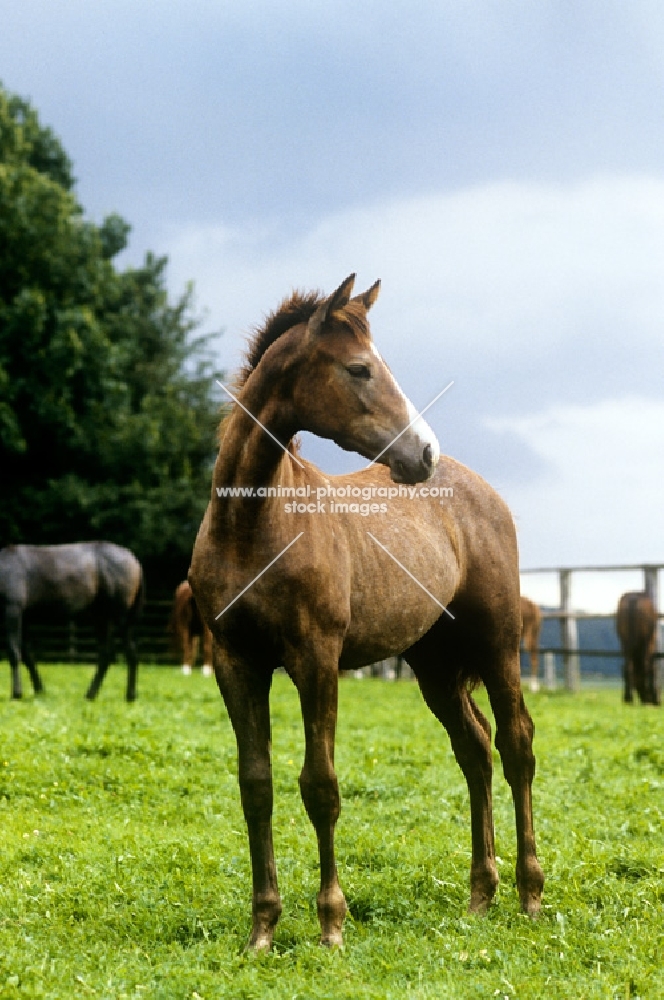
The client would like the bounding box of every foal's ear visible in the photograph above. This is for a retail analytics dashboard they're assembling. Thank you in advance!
[352,279,381,312]
[307,273,356,336]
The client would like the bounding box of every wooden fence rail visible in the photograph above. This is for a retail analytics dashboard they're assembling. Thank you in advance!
[0,599,176,666]
[2,565,663,689]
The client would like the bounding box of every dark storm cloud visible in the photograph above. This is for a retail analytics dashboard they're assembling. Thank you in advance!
[2,0,664,565]
[3,0,664,243]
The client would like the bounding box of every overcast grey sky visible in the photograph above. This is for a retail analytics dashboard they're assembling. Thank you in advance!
[2,0,664,595]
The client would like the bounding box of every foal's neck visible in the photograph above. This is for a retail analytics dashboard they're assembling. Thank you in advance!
[217,369,300,477]
[211,371,304,532]
[215,412,297,487]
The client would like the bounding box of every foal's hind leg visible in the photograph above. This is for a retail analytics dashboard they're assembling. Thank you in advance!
[288,644,346,946]
[410,659,499,913]
[483,662,544,917]
[215,651,282,951]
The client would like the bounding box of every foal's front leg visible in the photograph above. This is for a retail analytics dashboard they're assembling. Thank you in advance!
[290,653,346,947]
[215,651,282,951]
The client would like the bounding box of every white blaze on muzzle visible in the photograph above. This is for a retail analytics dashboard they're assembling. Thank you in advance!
[403,395,441,467]
[371,342,441,469]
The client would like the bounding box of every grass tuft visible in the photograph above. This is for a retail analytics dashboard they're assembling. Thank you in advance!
[1,664,663,997]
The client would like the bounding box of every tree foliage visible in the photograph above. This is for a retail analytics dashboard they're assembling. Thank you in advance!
[0,83,223,584]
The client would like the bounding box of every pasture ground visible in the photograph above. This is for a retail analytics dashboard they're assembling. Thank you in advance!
[0,664,663,999]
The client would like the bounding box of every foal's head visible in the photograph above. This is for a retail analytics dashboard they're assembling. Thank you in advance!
[290,274,440,483]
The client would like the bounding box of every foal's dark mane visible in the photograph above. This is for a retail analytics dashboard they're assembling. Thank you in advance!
[237,290,323,390]
[221,287,371,451]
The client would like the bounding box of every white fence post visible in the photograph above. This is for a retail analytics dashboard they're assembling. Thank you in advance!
[644,565,660,655]
[559,569,580,692]
[544,651,556,690]
[643,565,662,691]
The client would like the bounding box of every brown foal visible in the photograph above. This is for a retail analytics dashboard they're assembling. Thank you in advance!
[189,274,544,950]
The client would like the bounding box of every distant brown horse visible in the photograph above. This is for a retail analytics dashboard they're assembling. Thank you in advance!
[521,596,542,693]
[189,275,543,951]
[169,580,213,676]
[616,592,660,705]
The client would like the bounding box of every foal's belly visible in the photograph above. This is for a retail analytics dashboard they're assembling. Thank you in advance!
[336,509,459,669]
[339,611,443,669]
[338,579,448,669]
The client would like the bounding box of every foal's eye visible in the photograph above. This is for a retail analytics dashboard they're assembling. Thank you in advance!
[346,363,372,380]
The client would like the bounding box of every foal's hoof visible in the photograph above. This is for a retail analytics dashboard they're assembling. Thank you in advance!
[245,929,274,953]
[518,860,544,919]
[519,889,542,920]
[468,866,499,915]
[320,929,344,948]
[317,887,346,948]
[520,893,542,919]
[467,892,493,916]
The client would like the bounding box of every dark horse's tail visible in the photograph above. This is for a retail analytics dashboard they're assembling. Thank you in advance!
[129,567,145,622]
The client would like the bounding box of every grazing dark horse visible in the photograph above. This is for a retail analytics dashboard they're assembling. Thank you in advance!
[169,580,213,676]
[189,275,544,950]
[0,542,144,701]
[521,596,542,693]
[616,591,660,705]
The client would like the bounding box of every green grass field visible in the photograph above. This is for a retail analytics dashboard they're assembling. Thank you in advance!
[0,664,663,999]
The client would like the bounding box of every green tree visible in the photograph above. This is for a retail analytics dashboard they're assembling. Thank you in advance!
[0,83,223,585]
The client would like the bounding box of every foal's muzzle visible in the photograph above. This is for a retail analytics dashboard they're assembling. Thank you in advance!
[389,440,439,484]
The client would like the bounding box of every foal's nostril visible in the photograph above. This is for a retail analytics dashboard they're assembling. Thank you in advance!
[423,444,433,469]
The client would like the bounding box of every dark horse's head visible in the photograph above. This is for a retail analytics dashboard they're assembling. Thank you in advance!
[290,274,440,484]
